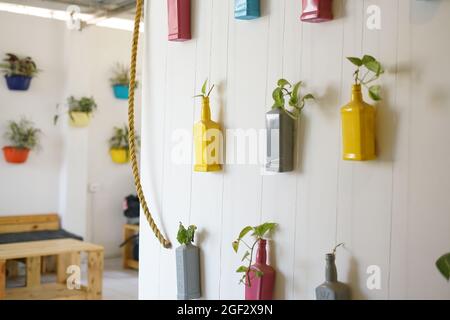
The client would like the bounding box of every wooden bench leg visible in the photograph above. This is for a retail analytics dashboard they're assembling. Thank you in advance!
[57,252,80,284]
[0,260,5,299]
[26,256,41,288]
[87,251,103,300]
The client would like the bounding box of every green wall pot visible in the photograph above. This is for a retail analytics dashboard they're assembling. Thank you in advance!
[176,244,201,300]
[265,108,295,173]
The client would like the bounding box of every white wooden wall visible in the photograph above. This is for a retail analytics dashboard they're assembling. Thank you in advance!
[139,0,450,300]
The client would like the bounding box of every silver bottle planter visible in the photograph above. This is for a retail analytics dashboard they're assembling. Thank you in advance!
[315,253,351,300]
[266,108,295,173]
[176,244,201,300]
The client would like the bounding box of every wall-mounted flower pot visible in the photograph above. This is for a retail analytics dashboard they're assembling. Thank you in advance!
[112,84,129,100]
[69,112,92,128]
[300,0,333,23]
[110,148,129,164]
[168,0,191,41]
[194,97,222,172]
[5,75,32,91]
[341,85,376,161]
[176,244,201,300]
[265,108,295,173]
[245,239,275,300]
[2,147,30,164]
[235,0,260,20]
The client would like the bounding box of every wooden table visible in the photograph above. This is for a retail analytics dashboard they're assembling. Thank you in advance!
[122,224,139,270]
[0,239,104,300]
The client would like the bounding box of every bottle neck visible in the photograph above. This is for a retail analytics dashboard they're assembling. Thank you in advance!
[256,239,267,264]
[351,84,363,102]
[201,97,211,121]
[325,254,338,282]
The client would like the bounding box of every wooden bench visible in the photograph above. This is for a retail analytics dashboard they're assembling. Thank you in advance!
[0,214,104,300]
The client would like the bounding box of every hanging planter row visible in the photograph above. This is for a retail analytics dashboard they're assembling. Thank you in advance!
[167,0,334,42]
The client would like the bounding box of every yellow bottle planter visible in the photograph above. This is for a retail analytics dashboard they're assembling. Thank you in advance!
[110,148,130,164]
[341,84,376,161]
[194,97,222,172]
[69,111,92,128]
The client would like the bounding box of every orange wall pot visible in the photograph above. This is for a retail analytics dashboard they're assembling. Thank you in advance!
[3,147,30,164]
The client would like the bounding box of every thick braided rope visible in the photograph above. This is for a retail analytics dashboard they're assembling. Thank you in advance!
[128,0,171,249]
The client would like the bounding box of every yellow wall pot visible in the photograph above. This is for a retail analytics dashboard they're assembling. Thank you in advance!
[194,97,222,172]
[110,148,129,164]
[69,111,92,128]
[341,84,376,161]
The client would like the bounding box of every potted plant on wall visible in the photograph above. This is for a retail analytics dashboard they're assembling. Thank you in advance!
[0,53,40,91]
[267,79,314,173]
[232,222,277,300]
[109,125,138,164]
[54,96,98,128]
[176,222,201,300]
[110,63,136,100]
[2,118,41,164]
[341,55,383,161]
[193,79,222,172]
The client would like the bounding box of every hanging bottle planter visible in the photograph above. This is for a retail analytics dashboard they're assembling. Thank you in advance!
[342,55,383,161]
[235,0,260,20]
[2,118,41,164]
[1,53,40,91]
[233,222,277,300]
[266,79,314,173]
[300,0,333,23]
[176,223,201,300]
[193,80,222,172]
[167,0,191,41]
[315,244,351,300]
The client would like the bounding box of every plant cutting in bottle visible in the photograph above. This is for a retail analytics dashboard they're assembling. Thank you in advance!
[54,96,98,124]
[271,79,314,120]
[194,78,215,99]
[232,222,277,286]
[176,222,197,245]
[0,53,40,77]
[347,55,384,101]
[436,253,450,281]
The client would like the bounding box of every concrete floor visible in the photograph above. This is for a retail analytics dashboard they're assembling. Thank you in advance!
[6,257,139,300]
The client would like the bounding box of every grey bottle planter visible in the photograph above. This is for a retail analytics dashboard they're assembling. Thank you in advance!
[176,244,201,300]
[266,108,295,173]
[315,253,351,300]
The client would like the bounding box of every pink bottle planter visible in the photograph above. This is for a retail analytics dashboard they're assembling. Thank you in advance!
[300,0,333,23]
[167,0,191,41]
[245,239,275,300]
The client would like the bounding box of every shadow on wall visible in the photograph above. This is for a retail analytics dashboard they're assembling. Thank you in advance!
[347,255,368,300]
[411,0,443,25]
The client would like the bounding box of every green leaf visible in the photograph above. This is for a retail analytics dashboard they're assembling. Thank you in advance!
[289,82,302,107]
[368,85,381,101]
[365,60,382,75]
[302,93,315,101]
[253,222,277,238]
[238,226,253,240]
[177,222,188,245]
[272,87,284,108]
[236,266,249,273]
[255,270,264,278]
[277,78,291,88]
[232,240,240,253]
[347,57,363,67]
[201,79,208,95]
[241,251,250,262]
[186,225,197,243]
[436,253,450,281]
[362,55,376,65]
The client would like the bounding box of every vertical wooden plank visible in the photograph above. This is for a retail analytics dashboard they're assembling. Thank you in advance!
[26,256,41,288]
[218,0,270,299]
[0,260,5,300]
[87,250,104,300]
[57,252,80,284]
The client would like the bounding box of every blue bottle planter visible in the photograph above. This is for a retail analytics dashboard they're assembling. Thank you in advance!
[235,0,260,20]
[112,84,129,100]
[5,75,32,91]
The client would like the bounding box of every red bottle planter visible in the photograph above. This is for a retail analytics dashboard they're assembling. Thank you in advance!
[245,240,275,300]
[300,0,333,23]
[3,147,30,164]
[167,0,191,41]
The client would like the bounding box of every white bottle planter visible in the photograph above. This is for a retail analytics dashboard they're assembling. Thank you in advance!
[176,243,201,300]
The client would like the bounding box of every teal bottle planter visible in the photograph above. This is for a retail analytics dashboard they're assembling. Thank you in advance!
[5,75,32,91]
[112,84,129,100]
[235,0,260,20]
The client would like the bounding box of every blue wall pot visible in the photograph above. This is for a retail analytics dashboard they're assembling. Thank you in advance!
[112,84,129,100]
[235,0,260,20]
[5,75,32,91]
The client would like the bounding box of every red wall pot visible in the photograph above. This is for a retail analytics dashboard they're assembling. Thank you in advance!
[3,147,30,164]
[301,0,333,23]
[168,0,191,41]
